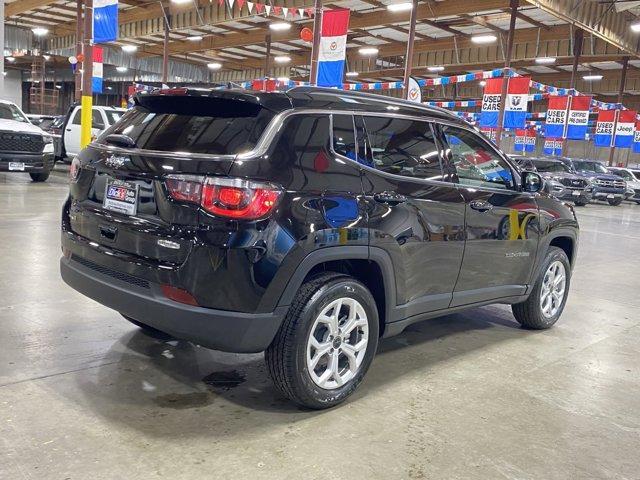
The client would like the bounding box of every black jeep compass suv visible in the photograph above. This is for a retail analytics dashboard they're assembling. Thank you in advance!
[60,87,579,409]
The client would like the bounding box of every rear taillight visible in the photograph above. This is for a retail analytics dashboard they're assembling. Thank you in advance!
[160,284,199,306]
[165,175,281,220]
[69,157,81,182]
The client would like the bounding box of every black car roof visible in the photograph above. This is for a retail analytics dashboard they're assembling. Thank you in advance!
[137,86,467,125]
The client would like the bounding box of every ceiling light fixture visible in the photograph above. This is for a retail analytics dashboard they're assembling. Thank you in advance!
[359,47,379,55]
[170,0,191,4]
[116,66,128,72]
[32,27,49,36]
[583,74,603,81]
[535,57,556,64]
[269,22,291,31]
[122,45,138,53]
[631,22,640,33]
[471,34,497,44]
[345,71,359,77]
[207,62,222,70]
[274,55,291,63]
[428,66,445,72]
[387,2,413,12]
[277,77,290,82]
[6,56,15,62]
[186,35,203,41]
[42,55,51,61]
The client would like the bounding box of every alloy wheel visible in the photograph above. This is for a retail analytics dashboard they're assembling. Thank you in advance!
[306,297,369,390]
[540,260,566,318]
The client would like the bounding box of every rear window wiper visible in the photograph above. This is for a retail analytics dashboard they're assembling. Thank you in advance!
[104,133,137,149]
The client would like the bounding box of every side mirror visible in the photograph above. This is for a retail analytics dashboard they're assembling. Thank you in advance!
[522,171,544,193]
[104,133,137,148]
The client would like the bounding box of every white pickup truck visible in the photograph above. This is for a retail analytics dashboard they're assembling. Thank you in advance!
[0,99,55,182]
[61,105,125,159]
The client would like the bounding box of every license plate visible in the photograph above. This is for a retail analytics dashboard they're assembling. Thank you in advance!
[9,162,25,171]
[103,178,138,216]
[572,190,581,196]
[607,194,615,199]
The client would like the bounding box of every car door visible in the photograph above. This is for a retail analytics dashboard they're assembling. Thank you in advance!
[439,124,540,307]
[355,113,466,317]
[65,108,106,157]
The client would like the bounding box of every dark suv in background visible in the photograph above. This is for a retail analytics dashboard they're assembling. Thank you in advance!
[60,88,579,409]
[512,156,592,206]
[558,158,626,206]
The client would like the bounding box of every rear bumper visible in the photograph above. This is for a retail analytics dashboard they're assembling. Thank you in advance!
[0,153,54,172]
[60,255,286,353]
[557,190,592,203]
[592,188,625,199]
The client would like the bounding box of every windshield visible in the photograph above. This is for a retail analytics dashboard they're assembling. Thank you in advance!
[102,96,275,155]
[611,169,635,181]
[104,109,123,126]
[0,103,29,123]
[572,160,608,174]
[533,161,570,173]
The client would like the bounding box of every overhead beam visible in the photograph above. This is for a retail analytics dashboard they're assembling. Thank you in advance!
[5,0,56,17]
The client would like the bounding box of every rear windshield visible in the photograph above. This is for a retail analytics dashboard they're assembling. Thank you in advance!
[572,160,608,174]
[533,161,570,173]
[100,96,275,155]
[104,109,123,126]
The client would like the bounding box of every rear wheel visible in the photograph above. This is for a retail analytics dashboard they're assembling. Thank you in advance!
[512,247,571,329]
[265,272,379,409]
[573,200,587,207]
[607,198,623,206]
[29,171,50,182]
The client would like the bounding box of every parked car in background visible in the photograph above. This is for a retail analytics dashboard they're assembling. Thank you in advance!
[608,166,640,204]
[60,105,125,160]
[511,156,592,206]
[0,99,55,182]
[27,114,57,131]
[60,87,579,409]
[558,158,627,206]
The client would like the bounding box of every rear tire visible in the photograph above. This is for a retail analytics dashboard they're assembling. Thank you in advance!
[573,200,587,207]
[29,171,50,182]
[607,198,623,206]
[512,247,571,329]
[265,272,379,409]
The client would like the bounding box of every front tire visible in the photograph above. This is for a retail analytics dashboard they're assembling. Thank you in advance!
[266,272,379,409]
[607,198,623,206]
[573,200,587,207]
[29,171,50,182]
[512,247,571,329]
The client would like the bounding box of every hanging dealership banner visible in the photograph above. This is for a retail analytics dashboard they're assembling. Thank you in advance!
[93,0,118,43]
[480,78,503,128]
[504,76,530,129]
[566,95,591,140]
[92,46,103,94]
[614,110,636,148]
[317,9,350,88]
[594,110,616,147]
[407,77,422,103]
[514,129,536,152]
[543,138,563,156]
[634,121,640,153]
[544,96,568,139]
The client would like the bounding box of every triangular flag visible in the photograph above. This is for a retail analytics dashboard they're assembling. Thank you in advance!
[305,7,314,17]
[247,1,254,12]
[255,2,264,12]
[228,0,235,9]
[282,7,288,17]
[218,0,224,5]
[265,4,271,15]
[237,0,245,9]
[272,5,281,15]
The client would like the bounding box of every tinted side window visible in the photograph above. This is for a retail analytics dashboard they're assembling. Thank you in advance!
[332,114,356,160]
[362,116,443,180]
[442,126,514,190]
[92,110,105,129]
[72,109,82,125]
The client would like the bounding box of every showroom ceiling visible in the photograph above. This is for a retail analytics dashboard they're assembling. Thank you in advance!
[3,0,640,100]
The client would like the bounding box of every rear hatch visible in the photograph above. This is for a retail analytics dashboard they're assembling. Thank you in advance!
[68,90,288,265]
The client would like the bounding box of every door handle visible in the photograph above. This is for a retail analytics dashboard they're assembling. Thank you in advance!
[374,192,407,205]
[469,200,493,212]
[66,128,72,131]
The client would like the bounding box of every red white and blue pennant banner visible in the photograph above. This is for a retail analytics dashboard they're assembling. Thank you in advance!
[92,46,104,93]
[615,110,636,148]
[226,1,315,18]
[514,129,536,153]
[543,138,563,156]
[479,76,530,129]
[594,110,637,148]
[317,9,349,88]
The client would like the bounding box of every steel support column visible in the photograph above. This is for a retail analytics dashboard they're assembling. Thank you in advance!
[265,34,272,79]
[75,0,83,101]
[402,0,418,99]
[162,16,170,84]
[80,0,94,149]
[309,0,323,85]
[607,56,629,167]
[495,0,519,148]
